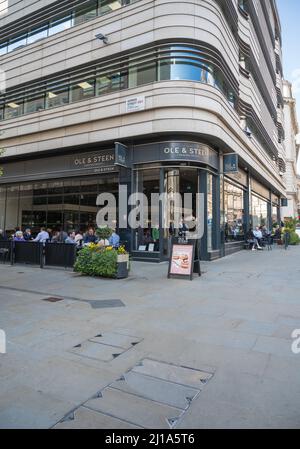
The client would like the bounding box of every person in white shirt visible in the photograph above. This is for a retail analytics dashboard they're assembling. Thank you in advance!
[253,227,263,249]
[33,227,50,243]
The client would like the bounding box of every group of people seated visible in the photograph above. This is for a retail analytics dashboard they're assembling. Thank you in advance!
[0,227,120,248]
[246,225,273,251]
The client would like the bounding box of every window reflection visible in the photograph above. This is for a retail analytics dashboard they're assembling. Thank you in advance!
[4,101,23,120]
[48,14,72,36]
[0,176,119,235]
[70,80,95,102]
[224,181,244,241]
[251,194,268,228]
[27,24,48,44]
[46,84,69,108]
[74,1,98,26]
[8,34,27,52]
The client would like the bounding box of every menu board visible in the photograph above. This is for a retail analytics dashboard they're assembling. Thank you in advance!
[168,243,195,280]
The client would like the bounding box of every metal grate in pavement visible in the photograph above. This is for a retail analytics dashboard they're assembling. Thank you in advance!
[42,297,64,302]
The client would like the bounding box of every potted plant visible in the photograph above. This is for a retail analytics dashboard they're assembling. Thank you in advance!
[74,244,130,279]
[116,245,130,279]
[95,226,113,245]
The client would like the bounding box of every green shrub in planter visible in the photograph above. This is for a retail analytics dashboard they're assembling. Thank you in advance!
[74,244,130,278]
[289,231,300,246]
[95,226,113,241]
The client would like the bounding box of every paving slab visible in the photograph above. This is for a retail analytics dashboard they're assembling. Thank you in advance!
[85,387,183,429]
[69,341,124,362]
[53,407,142,429]
[89,331,142,349]
[131,358,213,388]
[110,371,200,409]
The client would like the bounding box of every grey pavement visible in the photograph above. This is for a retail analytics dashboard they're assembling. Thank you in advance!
[0,246,300,428]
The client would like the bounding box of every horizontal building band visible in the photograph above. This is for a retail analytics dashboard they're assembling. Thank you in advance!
[0,0,139,54]
[0,41,239,115]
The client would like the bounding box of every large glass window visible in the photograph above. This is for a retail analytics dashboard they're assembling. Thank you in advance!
[0,1,140,57]
[46,84,69,109]
[70,79,95,102]
[0,186,6,230]
[207,174,213,251]
[251,194,269,228]
[134,168,160,251]
[5,186,19,233]
[8,34,27,52]
[0,41,8,56]
[27,24,48,45]
[96,71,126,95]
[0,176,118,236]
[99,0,122,15]
[129,59,156,88]
[24,92,45,114]
[49,14,72,36]
[4,101,23,120]
[73,1,98,25]
[162,168,198,256]
[224,180,244,240]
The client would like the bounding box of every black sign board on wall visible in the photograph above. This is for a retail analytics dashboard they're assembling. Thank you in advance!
[115,142,131,168]
[223,154,238,173]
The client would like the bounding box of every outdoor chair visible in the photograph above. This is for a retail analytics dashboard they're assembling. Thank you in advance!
[0,248,9,264]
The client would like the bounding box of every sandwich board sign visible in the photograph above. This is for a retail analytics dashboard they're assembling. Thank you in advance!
[168,240,201,280]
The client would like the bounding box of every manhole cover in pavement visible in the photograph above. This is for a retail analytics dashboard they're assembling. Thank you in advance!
[42,297,64,302]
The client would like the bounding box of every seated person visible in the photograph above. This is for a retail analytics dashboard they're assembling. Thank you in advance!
[109,229,120,248]
[253,227,263,248]
[83,228,97,244]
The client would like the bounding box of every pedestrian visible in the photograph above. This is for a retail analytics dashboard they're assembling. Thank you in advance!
[33,227,50,243]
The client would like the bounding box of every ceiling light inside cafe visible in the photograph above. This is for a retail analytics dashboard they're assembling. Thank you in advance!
[78,82,92,89]
[109,1,122,11]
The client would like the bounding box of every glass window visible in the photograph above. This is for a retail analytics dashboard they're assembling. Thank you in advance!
[74,1,98,25]
[207,174,213,252]
[24,93,45,114]
[5,185,19,234]
[0,107,4,121]
[272,205,278,226]
[19,184,34,229]
[27,24,48,45]
[129,60,156,88]
[0,41,8,56]
[99,0,122,16]
[46,84,69,108]
[49,14,72,36]
[4,101,23,119]
[8,34,27,52]
[224,181,244,241]
[96,71,126,95]
[0,186,6,230]
[70,79,95,102]
[251,194,268,229]
[134,168,160,251]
